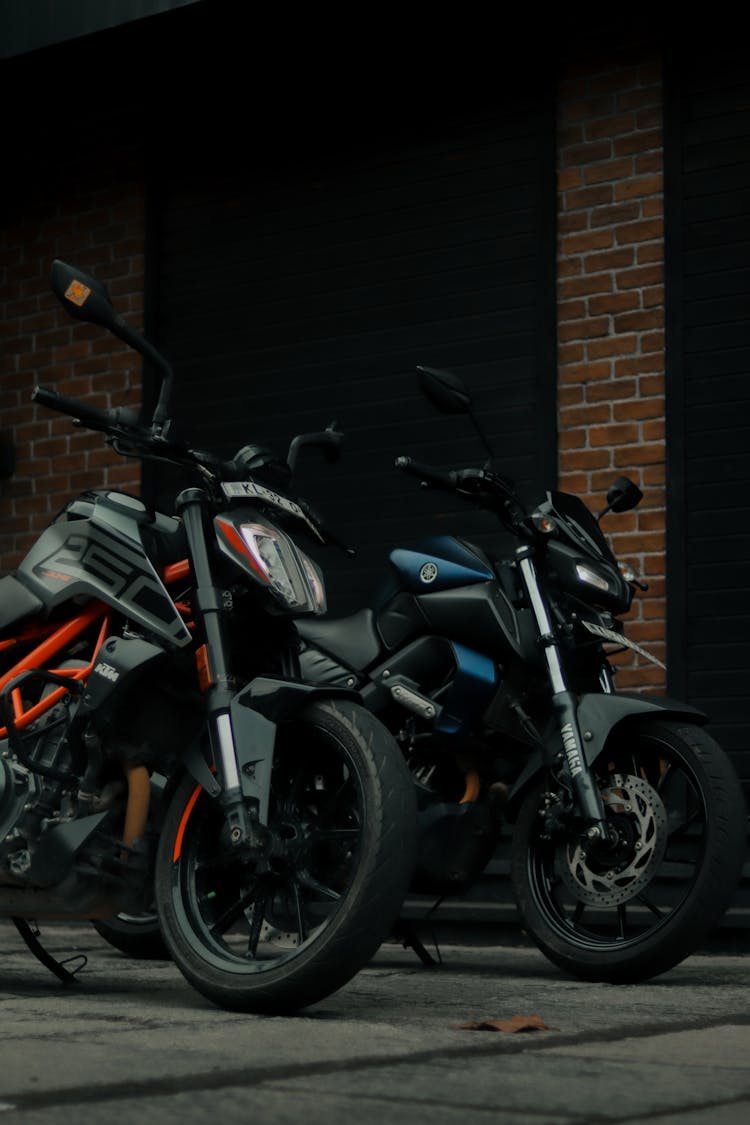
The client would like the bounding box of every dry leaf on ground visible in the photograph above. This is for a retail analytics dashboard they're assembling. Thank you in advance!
[456,1014,557,1033]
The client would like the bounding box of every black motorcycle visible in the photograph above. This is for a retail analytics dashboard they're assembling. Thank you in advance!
[296,365,747,983]
[0,260,416,1012]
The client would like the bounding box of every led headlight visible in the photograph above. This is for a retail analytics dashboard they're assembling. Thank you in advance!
[239,522,326,612]
[215,516,327,614]
[575,561,613,593]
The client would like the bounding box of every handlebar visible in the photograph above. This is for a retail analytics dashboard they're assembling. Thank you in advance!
[32,385,122,434]
[395,453,529,536]
[394,456,458,490]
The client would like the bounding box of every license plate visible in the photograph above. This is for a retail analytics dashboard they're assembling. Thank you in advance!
[581,620,666,670]
[221,481,322,539]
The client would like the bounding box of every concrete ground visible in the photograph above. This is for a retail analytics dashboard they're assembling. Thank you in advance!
[0,919,748,1124]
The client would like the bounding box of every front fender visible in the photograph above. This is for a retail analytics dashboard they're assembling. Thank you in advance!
[235,675,362,723]
[504,692,707,822]
[576,693,707,766]
[179,677,362,822]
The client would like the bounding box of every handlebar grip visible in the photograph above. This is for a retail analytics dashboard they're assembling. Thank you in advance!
[395,456,457,490]
[32,385,114,432]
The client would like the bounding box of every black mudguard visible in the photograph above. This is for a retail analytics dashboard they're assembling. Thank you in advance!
[181,677,362,822]
[504,692,707,822]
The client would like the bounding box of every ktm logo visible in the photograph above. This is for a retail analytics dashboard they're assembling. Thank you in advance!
[93,661,119,683]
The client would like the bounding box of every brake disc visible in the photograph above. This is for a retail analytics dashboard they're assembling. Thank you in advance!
[557,773,668,906]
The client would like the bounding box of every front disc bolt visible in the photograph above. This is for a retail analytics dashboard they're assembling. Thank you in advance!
[635,841,642,850]
[230,827,242,844]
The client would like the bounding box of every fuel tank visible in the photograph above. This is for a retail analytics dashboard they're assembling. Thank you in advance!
[377,535,527,660]
[14,491,191,647]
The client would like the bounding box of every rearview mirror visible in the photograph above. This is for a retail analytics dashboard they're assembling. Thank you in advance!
[50,259,175,429]
[50,260,119,331]
[601,476,644,517]
[417,365,473,415]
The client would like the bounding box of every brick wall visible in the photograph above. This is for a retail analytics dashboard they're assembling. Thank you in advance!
[556,48,667,692]
[0,146,145,573]
[2,55,670,705]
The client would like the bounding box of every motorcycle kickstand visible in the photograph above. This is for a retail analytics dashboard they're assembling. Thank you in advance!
[11,917,87,985]
[392,918,441,967]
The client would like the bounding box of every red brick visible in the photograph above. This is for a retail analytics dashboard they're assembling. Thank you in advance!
[589,291,640,316]
[589,202,641,228]
[613,127,662,155]
[589,422,641,446]
[558,273,613,299]
[615,218,664,245]
[559,168,583,192]
[615,173,663,200]
[581,247,635,273]
[559,448,612,471]
[564,184,614,211]
[613,443,665,467]
[586,378,639,402]
[584,157,636,186]
[587,334,638,360]
[558,316,611,342]
[561,140,613,167]
[614,308,664,333]
[561,229,614,255]
[613,398,665,421]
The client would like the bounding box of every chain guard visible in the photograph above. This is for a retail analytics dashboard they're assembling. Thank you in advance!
[557,772,668,906]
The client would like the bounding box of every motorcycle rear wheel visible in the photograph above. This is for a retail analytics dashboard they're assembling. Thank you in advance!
[511,718,746,983]
[154,700,416,1013]
[92,913,169,960]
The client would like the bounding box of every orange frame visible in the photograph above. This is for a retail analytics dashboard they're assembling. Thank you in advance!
[0,558,194,742]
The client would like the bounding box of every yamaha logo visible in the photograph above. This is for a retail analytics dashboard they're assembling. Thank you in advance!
[419,562,438,584]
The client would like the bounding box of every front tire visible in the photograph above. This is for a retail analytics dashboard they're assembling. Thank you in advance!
[511,719,747,983]
[155,700,416,1013]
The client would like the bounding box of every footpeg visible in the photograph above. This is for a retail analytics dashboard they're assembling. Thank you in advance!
[389,679,440,721]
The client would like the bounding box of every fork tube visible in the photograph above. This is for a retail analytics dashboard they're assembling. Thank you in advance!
[177,488,252,845]
[516,546,610,832]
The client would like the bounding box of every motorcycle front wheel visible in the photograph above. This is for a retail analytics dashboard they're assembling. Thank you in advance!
[154,699,416,1013]
[511,718,747,983]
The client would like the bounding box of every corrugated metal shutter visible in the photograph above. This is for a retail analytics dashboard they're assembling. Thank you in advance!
[147,85,557,616]
[666,47,750,796]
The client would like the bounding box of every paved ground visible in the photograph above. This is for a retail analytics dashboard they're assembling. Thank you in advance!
[0,920,748,1124]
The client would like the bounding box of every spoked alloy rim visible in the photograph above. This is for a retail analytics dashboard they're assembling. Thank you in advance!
[526,736,710,952]
[170,724,364,975]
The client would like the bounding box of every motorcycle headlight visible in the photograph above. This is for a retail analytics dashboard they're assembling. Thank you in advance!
[573,558,633,612]
[575,561,613,593]
[216,517,327,614]
[240,523,326,613]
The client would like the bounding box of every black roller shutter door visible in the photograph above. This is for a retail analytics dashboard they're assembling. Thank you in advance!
[666,46,750,796]
[146,83,556,617]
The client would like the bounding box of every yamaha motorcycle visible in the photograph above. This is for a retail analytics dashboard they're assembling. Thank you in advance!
[296,365,747,983]
[0,260,416,1012]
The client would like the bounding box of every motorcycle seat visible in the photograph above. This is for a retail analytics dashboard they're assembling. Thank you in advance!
[296,608,382,672]
[0,574,44,633]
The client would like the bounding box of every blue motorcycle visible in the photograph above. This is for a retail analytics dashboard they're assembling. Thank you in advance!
[297,365,747,983]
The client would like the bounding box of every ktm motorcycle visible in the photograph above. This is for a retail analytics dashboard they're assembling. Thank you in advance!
[0,260,416,1012]
[296,365,747,983]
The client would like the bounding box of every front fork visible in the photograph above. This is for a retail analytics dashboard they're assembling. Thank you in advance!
[516,545,614,847]
[178,488,262,853]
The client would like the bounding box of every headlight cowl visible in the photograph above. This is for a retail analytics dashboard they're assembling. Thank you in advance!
[215,516,327,614]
